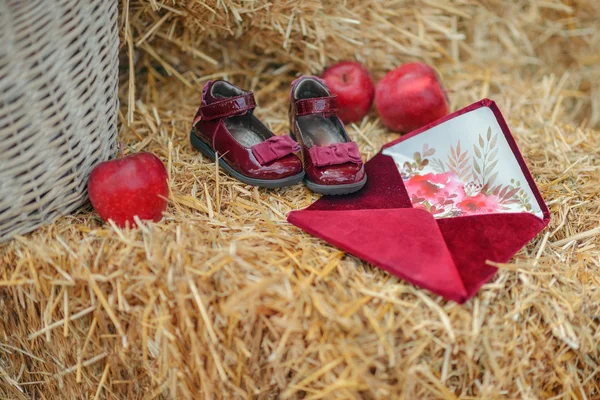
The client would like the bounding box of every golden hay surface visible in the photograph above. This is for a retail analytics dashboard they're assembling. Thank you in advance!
[126,0,600,128]
[1,0,600,398]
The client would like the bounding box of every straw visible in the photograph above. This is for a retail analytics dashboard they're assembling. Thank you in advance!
[0,0,599,398]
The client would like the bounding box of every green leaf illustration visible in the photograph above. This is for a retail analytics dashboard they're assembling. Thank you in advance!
[487,171,498,187]
[423,144,435,157]
[502,187,520,201]
[490,147,499,161]
[490,133,498,148]
[431,158,446,173]
[469,126,501,187]
[447,140,472,180]
[498,185,508,198]
[485,159,499,175]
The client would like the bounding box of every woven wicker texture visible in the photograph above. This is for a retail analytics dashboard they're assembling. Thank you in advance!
[0,0,119,243]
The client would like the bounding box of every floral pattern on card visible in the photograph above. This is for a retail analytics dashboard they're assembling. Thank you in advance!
[396,127,536,218]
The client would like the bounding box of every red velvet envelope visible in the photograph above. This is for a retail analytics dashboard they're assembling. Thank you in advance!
[288,99,550,303]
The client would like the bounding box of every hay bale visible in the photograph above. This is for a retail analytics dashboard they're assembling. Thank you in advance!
[0,0,599,398]
[126,0,600,127]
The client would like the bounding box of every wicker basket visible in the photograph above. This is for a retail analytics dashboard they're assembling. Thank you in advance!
[0,0,119,243]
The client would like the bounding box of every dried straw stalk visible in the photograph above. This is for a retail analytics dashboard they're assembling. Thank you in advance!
[1,0,599,398]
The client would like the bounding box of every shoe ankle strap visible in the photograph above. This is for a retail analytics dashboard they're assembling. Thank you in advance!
[293,96,338,117]
[197,92,256,122]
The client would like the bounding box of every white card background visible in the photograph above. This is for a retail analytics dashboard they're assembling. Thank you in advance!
[382,106,544,219]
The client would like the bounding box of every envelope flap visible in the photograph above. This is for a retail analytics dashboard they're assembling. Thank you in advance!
[437,212,548,298]
[288,208,468,303]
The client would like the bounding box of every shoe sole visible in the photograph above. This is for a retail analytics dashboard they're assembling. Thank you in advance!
[190,130,305,189]
[305,175,367,195]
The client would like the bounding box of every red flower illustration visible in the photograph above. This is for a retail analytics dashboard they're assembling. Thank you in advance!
[404,172,465,204]
[456,193,501,215]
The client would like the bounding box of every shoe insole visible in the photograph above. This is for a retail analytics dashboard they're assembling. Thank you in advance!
[224,115,269,148]
[297,115,346,147]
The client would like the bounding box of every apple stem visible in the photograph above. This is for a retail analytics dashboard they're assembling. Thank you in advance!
[118,142,125,158]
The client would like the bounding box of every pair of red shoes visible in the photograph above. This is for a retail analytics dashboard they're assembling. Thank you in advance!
[190,76,367,195]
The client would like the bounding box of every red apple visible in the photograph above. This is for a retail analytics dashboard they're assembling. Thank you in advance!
[88,152,169,227]
[375,62,449,133]
[322,61,375,124]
